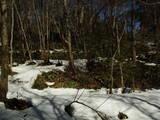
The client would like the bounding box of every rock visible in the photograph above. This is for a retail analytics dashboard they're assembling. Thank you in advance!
[118,112,128,120]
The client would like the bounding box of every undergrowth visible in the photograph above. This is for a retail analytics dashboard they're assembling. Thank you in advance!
[32,59,160,90]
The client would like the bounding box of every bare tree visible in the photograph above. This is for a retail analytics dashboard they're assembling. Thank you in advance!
[10,0,15,72]
[0,0,9,102]
[14,1,33,62]
[131,0,136,63]
[32,0,51,63]
[63,0,76,74]
[110,0,127,91]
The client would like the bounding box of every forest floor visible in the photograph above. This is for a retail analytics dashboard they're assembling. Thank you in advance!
[0,60,160,120]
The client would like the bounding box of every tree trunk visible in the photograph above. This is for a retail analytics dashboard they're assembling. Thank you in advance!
[116,25,125,89]
[131,0,136,90]
[0,0,9,102]
[64,0,76,74]
[131,0,136,62]
[10,0,14,74]
[66,31,76,75]
[110,50,117,94]
[14,2,32,62]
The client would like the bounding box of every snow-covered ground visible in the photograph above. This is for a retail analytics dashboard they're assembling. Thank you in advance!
[0,60,160,120]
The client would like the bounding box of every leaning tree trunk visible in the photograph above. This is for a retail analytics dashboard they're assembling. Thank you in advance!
[0,0,9,102]
[14,1,32,62]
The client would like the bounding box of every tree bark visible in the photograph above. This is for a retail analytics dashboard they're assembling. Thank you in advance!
[67,31,76,74]
[64,0,76,74]
[10,0,15,73]
[131,0,136,63]
[0,0,9,102]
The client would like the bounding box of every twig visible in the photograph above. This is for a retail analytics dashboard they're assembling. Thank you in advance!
[73,89,79,101]
[96,95,112,110]
[76,89,85,100]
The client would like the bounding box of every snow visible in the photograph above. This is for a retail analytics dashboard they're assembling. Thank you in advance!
[0,60,160,120]
[145,63,157,66]
[137,60,157,67]
[45,82,55,86]
[49,49,67,54]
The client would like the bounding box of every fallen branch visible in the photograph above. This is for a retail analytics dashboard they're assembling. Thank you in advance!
[65,100,111,120]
